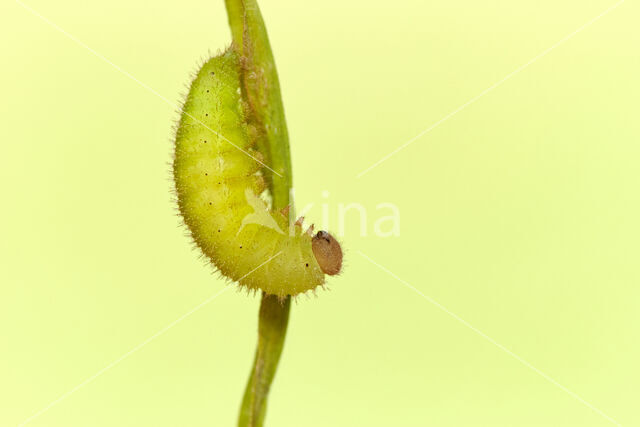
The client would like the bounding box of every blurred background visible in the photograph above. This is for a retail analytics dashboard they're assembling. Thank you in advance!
[1,0,639,425]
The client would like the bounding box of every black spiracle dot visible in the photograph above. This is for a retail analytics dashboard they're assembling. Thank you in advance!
[217,229,221,232]
[305,263,309,267]
[205,113,208,117]
[208,202,212,205]
[206,89,210,93]
[205,173,208,176]
[239,245,243,249]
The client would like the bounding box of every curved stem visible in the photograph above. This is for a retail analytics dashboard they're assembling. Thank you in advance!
[224,1,295,426]
[225,0,293,202]
[238,294,290,427]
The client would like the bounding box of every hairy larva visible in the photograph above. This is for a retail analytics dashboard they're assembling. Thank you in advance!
[173,48,342,298]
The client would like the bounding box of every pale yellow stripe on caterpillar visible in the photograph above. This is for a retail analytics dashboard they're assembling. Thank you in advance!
[173,47,342,298]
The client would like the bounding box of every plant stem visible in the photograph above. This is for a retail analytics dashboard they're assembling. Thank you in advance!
[224,1,295,425]
[225,0,293,202]
[238,294,290,427]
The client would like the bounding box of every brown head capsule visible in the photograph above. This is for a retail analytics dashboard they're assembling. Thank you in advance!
[311,231,343,275]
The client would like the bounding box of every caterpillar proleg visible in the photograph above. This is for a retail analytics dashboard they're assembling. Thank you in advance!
[173,48,342,298]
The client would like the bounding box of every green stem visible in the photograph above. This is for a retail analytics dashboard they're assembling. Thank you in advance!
[225,0,292,204]
[224,1,295,426]
[238,294,290,427]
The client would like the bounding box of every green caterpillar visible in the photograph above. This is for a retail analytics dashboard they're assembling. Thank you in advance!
[173,48,342,298]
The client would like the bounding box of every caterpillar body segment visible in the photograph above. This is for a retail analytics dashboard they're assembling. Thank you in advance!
[173,49,340,298]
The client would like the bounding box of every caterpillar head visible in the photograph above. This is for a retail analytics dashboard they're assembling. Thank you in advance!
[311,231,343,276]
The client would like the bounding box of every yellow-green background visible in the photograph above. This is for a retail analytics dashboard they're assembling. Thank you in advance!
[1,0,638,426]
